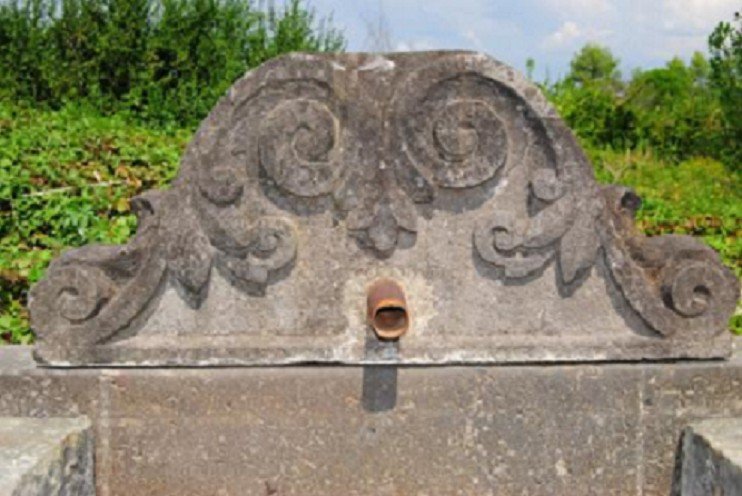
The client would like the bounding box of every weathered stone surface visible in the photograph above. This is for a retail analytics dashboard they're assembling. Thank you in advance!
[2,344,742,495]
[0,416,94,496]
[28,51,738,366]
[640,360,742,494]
[675,418,742,495]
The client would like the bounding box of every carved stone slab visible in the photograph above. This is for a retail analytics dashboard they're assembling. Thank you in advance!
[29,51,739,366]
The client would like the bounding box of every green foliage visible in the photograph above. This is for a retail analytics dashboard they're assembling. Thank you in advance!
[0,102,189,343]
[708,12,741,169]
[0,0,345,127]
[547,79,636,149]
[626,56,725,161]
[549,40,734,168]
[547,45,632,149]
[567,43,621,86]
[589,149,740,271]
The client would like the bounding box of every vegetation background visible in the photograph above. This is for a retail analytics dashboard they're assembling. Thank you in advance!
[0,0,739,342]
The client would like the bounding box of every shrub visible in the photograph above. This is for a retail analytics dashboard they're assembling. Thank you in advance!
[0,102,189,343]
[0,0,344,127]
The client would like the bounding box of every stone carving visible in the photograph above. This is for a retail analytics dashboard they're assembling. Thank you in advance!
[31,186,297,350]
[391,70,512,195]
[600,186,739,338]
[473,168,603,283]
[30,194,167,347]
[258,98,343,197]
[29,51,739,366]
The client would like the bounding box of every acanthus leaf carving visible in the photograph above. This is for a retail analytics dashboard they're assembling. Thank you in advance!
[215,217,298,294]
[164,222,213,308]
[346,191,418,257]
[473,148,601,286]
[558,209,602,285]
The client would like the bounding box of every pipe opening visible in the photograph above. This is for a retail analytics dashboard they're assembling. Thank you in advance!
[373,306,408,337]
[367,279,409,340]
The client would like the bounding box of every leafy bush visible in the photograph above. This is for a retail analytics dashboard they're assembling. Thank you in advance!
[0,102,189,343]
[0,0,344,127]
[588,149,740,273]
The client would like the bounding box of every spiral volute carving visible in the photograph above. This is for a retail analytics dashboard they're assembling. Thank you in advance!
[402,95,508,189]
[662,260,728,319]
[54,266,113,324]
[258,99,342,197]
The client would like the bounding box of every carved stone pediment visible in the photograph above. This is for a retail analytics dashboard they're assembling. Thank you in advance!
[29,51,739,366]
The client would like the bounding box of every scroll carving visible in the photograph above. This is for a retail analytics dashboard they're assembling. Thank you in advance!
[390,72,516,203]
[600,187,739,337]
[473,131,738,338]
[404,96,507,189]
[29,194,168,346]
[30,179,298,347]
[258,98,343,197]
[28,51,738,364]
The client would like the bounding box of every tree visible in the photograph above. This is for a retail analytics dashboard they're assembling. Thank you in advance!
[567,43,621,87]
[708,11,741,168]
[690,51,710,86]
[0,0,345,126]
[547,44,630,149]
[625,57,721,160]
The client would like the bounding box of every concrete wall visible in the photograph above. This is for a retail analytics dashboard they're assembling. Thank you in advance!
[1,345,741,495]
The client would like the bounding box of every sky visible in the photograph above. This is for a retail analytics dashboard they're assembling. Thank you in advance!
[305,0,739,80]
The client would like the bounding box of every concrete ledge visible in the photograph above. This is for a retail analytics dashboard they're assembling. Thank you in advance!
[0,416,94,496]
[1,345,741,495]
[678,418,742,496]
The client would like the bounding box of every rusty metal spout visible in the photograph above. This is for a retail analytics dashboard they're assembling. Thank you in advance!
[367,279,409,340]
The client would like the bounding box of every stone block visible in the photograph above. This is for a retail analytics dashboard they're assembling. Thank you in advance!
[96,366,642,495]
[676,418,742,496]
[0,346,740,495]
[641,357,742,494]
[0,416,94,496]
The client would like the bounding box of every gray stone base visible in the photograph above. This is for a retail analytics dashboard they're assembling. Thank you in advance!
[1,344,741,495]
[0,416,94,496]
[677,418,742,495]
